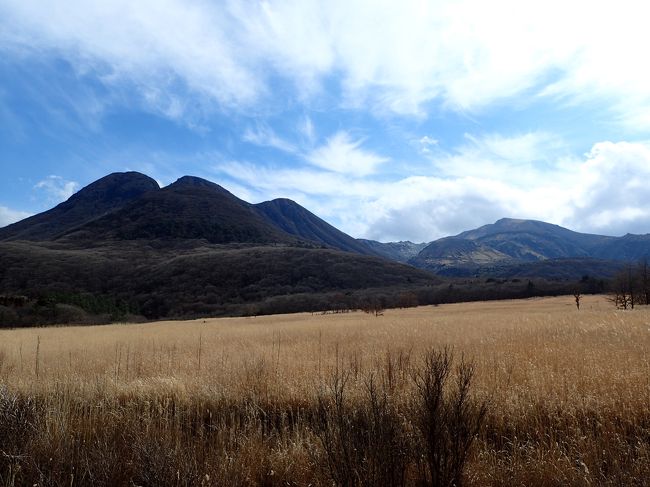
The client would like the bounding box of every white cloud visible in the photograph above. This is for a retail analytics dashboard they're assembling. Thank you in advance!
[379,140,650,240]
[298,116,316,145]
[0,206,31,227]
[0,0,261,117]
[218,160,384,200]
[431,131,571,186]
[566,141,650,235]
[349,175,514,241]
[216,138,650,242]
[242,125,297,154]
[34,175,79,203]
[3,0,650,124]
[306,131,388,176]
[417,136,439,155]
[240,123,389,177]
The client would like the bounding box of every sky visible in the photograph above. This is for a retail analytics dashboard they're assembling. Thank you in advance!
[2,0,650,242]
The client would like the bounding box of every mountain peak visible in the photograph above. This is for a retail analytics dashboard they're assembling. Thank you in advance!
[169,175,221,189]
[0,171,159,241]
[255,198,378,256]
[67,171,159,204]
[268,198,296,205]
[166,176,242,201]
[457,218,567,241]
[494,217,528,225]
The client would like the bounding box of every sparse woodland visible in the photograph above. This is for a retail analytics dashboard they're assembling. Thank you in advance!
[608,258,650,309]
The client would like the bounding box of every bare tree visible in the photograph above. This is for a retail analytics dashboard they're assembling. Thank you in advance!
[638,258,649,306]
[573,288,581,310]
[610,264,636,310]
[360,296,385,317]
[627,265,636,309]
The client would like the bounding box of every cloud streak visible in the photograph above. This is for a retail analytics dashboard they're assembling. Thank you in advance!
[306,131,388,176]
[242,125,298,154]
[3,0,650,124]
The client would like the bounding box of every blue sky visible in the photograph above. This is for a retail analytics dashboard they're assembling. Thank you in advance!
[2,0,650,242]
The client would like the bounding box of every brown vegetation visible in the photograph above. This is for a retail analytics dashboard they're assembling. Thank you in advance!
[1,296,649,485]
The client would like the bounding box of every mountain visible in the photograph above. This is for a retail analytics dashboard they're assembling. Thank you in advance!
[456,218,612,258]
[0,172,439,322]
[0,172,159,241]
[357,239,428,263]
[410,218,649,277]
[59,176,300,245]
[0,173,378,251]
[254,198,378,255]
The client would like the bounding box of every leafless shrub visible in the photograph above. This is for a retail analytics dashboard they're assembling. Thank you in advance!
[314,348,486,487]
[315,368,409,486]
[411,348,487,487]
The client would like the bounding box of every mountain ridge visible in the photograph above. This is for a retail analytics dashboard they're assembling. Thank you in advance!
[3,172,650,282]
[412,217,650,276]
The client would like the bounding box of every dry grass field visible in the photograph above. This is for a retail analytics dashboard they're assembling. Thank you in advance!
[1,295,650,485]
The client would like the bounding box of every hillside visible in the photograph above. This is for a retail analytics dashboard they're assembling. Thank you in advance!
[357,239,428,262]
[0,240,437,319]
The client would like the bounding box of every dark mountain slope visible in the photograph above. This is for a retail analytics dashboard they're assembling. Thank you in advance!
[357,239,428,263]
[0,172,159,241]
[591,233,650,261]
[0,240,438,318]
[255,198,377,255]
[485,258,623,280]
[61,176,301,245]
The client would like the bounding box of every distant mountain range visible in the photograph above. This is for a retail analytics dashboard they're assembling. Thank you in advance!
[410,218,650,277]
[2,171,649,322]
[3,172,648,277]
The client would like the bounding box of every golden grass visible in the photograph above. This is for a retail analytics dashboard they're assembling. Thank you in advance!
[1,295,650,485]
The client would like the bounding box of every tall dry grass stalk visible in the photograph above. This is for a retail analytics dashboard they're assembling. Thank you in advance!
[1,295,649,485]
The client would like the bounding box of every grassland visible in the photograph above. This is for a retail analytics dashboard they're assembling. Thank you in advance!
[1,295,649,485]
